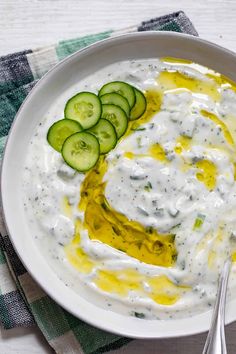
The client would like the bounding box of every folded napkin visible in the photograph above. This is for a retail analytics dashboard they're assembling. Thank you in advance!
[0,11,197,354]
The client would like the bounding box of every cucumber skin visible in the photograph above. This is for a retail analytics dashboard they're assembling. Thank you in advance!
[64,92,102,129]
[101,104,128,138]
[130,88,147,120]
[100,93,130,117]
[98,81,136,109]
[89,118,117,154]
[62,132,100,172]
[47,118,82,152]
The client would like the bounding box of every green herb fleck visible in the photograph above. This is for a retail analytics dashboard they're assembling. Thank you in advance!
[171,223,181,231]
[134,312,145,319]
[145,226,153,234]
[132,127,146,131]
[137,136,142,148]
[130,175,147,180]
[169,234,176,242]
[172,254,177,261]
[101,201,109,210]
[149,123,155,129]
[193,214,205,230]
[144,181,152,192]
[112,225,121,235]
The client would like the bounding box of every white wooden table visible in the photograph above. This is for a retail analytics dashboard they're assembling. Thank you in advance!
[1,0,236,353]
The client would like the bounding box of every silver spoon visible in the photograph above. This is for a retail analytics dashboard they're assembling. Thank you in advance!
[202,259,231,354]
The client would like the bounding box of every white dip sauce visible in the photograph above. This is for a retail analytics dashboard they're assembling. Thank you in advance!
[22,58,236,320]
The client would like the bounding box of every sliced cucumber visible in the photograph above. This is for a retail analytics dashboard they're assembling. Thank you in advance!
[130,88,147,120]
[99,81,135,109]
[64,92,101,129]
[47,119,82,152]
[101,104,128,138]
[89,118,117,154]
[100,93,130,117]
[62,132,100,172]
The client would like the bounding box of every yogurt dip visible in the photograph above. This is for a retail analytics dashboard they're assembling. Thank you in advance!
[22,57,236,320]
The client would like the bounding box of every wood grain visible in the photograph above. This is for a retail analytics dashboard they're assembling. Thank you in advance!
[1,0,236,353]
[0,0,236,55]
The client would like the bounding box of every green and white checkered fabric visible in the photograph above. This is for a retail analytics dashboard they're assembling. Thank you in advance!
[0,11,197,354]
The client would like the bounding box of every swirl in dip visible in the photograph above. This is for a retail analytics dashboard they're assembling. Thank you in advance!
[23,57,236,320]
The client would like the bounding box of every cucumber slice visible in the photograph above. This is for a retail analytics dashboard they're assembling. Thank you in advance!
[89,119,117,154]
[130,88,147,120]
[100,93,130,116]
[99,81,135,109]
[62,132,100,172]
[101,104,128,138]
[64,92,101,129]
[47,119,82,152]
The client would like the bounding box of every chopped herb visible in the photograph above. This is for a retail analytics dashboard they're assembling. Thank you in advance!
[172,254,177,261]
[145,226,153,234]
[171,223,181,232]
[154,208,164,217]
[134,312,145,319]
[230,232,236,241]
[101,202,109,210]
[137,136,142,148]
[153,240,164,254]
[193,214,205,230]
[130,175,147,180]
[136,242,142,249]
[149,123,155,129]
[180,260,186,270]
[192,156,202,163]
[169,234,176,242]
[112,225,121,235]
[144,181,152,191]
[132,127,146,131]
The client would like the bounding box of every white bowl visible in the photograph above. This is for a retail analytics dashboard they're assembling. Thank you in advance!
[2,31,236,339]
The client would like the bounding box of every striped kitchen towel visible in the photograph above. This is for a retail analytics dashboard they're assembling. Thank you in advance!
[0,11,197,354]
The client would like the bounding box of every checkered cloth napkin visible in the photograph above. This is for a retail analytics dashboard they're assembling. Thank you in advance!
[0,11,197,354]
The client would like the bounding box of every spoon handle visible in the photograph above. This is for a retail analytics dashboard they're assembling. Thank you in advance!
[202,259,231,354]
